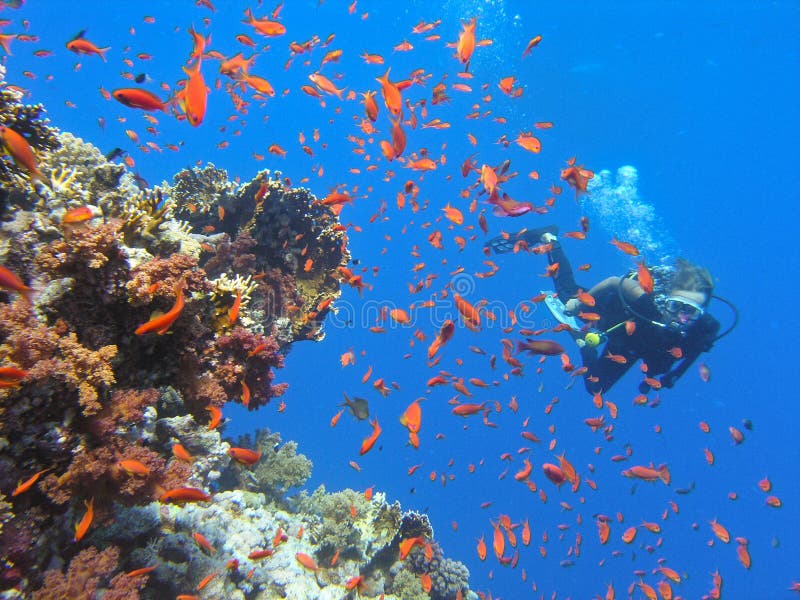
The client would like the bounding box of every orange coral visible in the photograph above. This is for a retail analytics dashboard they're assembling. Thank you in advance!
[0,304,116,417]
[126,253,211,305]
[33,546,120,600]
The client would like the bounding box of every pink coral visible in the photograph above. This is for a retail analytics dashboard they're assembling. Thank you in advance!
[126,253,212,306]
[213,327,286,410]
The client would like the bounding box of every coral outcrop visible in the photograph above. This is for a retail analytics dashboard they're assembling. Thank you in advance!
[0,67,473,600]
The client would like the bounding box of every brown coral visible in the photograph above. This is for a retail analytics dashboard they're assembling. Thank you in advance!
[32,546,120,600]
[35,219,127,273]
[126,253,212,306]
[0,303,116,418]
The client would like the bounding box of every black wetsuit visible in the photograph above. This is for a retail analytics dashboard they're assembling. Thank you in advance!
[548,241,720,395]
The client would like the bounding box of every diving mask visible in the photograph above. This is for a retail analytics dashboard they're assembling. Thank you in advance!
[664,296,704,324]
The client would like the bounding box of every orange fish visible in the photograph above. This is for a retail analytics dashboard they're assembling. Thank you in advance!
[456,18,477,67]
[226,289,242,325]
[11,467,51,497]
[61,206,94,225]
[159,487,211,503]
[118,459,150,477]
[399,399,422,434]
[192,532,216,554]
[66,32,109,61]
[125,565,158,577]
[361,91,379,122]
[451,402,487,416]
[359,418,382,455]
[399,536,425,559]
[621,464,670,485]
[112,87,168,112]
[135,279,186,335]
[0,125,46,184]
[0,265,34,302]
[476,534,487,560]
[206,405,222,430]
[177,59,207,127]
[309,72,345,99]
[375,68,402,117]
[74,497,94,542]
[228,447,262,465]
[295,552,319,572]
[709,518,730,543]
[637,261,654,293]
[172,443,194,462]
[610,238,640,256]
[243,7,286,36]
[560,161,594,198]
[453,293,480,329]
[442,204,464,225]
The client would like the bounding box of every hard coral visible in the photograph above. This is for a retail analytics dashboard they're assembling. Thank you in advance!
[222,429,311,501]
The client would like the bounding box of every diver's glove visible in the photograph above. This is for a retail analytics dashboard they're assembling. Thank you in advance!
[564,298,581,316]
[660,373,676,389]
[638,381,651,395]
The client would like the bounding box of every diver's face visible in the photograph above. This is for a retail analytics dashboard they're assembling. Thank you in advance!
[664,290,707,326]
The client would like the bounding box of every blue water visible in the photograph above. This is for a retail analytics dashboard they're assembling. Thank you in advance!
[5,1,798,597]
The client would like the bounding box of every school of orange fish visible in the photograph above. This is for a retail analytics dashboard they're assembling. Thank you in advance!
[0,1,795,598]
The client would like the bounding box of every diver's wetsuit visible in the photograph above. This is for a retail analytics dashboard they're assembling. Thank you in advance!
[547,241,720,395]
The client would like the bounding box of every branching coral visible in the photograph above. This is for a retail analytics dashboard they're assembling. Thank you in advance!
[222,429,311,500]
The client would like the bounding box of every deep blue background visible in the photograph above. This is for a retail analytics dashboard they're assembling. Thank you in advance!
[4,1,798,597]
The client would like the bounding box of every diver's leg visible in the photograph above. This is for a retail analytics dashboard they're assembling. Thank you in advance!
[547,240,582,300]
[583,345,634,395]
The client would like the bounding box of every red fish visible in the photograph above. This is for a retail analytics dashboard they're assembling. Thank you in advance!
[375,68,402,117]
[359,418,382,455]
[74,497,94,542]
[159,487,211,503]
[610,238,640,256]
[517,339,564,356]
[451,402,487,416]
[177,59,207,127]
[112,88,168,112]
[135,279,186,335]
[228,447,261,465]
[455,18,477,67]
[0,265,34,302]
[66,31,109,61]
[0,125,46,184]
[243,7,286,37]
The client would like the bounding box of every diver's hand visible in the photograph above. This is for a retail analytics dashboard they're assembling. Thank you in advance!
[564,299,581,315]
[638,381,651,395]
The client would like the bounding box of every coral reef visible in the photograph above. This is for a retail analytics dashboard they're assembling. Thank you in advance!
[0,68,472,600]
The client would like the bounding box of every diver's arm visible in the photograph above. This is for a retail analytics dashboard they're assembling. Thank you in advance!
[649,317,721,390]
[585,276,621,300]
[566,276,619,313]
[658,349,701,389]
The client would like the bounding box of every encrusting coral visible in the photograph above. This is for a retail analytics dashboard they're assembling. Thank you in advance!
[0,68,474,600]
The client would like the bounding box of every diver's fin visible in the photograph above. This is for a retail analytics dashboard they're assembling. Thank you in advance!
[485,225,559,254]
[542,290,581,330]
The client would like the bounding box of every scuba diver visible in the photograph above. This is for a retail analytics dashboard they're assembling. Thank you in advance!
[487,225,735,396]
